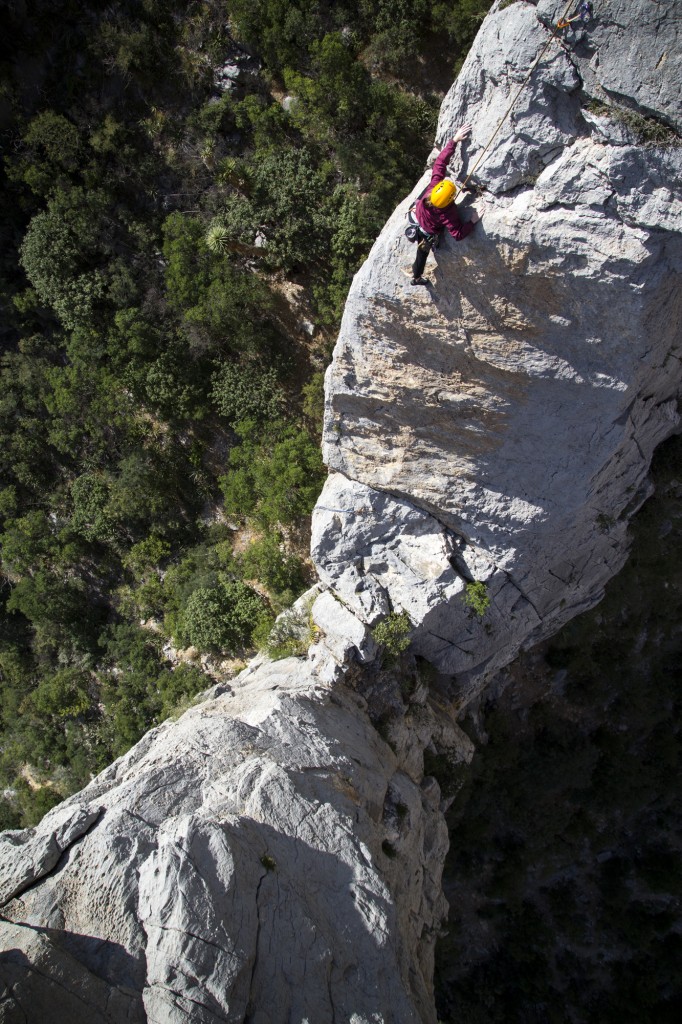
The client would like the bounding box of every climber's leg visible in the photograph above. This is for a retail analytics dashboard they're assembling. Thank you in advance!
[411,240,431,282]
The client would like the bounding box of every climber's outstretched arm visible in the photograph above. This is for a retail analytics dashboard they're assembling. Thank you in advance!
[430,123,472,185]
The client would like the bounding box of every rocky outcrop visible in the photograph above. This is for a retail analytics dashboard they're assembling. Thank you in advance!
[0,650,472,1022]
[2,3,681,1021]
[314,0,682,701]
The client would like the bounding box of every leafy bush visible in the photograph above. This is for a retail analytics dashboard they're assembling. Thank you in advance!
[284,32,372,139]
[245,147,334,272]
[256,599,316,660]
[175,574,265,652]
[586,100,679,146]
[239,532,306,596]
[372,610,412,658]
[301,371,325,428]
[96,623,205,758]
[156,663,207,718]
[462,580,490,617]
[7,570,106,657]
[69,473,116,542]
[28,668,92,719]
[6,111,83,199]
[210,362,284,423]
[163,211,278,356]
[221,420,325,527]
[123,535,171,577]
[143,340,206,420]
[20,187,132,329]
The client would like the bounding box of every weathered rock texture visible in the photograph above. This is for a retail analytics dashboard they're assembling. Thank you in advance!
[2,4,681,1022]
[314,0,682,700]
[0,651,472,1023]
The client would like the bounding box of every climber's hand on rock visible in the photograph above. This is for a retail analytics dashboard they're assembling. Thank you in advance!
[470,203,486,224]
[452,123,472,144]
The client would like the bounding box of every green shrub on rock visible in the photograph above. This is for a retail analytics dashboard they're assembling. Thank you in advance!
[462,580,490,618]
[371,610,412,659]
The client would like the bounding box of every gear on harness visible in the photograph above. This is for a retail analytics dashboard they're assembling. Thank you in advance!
[404,205,439,247]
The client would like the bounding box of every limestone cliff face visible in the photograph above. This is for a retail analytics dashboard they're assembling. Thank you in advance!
[1,4,680,1022]
[0,651,471,1023]
[313,0,682,700]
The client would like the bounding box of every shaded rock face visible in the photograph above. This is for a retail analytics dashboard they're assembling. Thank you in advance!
[314,0,682,699]
[0,655,472,1023]
[2,5,681,1022]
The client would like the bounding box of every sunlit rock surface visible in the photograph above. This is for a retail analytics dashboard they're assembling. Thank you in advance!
[315,0,682,699]
[0,654,472,1023]
[2,3,681,1022]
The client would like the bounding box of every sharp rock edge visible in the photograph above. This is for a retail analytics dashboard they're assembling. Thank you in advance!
[1,2,681,1022]
[315,0,682,704]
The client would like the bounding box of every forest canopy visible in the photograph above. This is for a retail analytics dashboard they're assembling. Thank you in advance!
[0,0,492,827]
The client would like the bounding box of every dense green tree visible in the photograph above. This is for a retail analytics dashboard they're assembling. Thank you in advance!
[1,511,62,578]
[20,187,130,329]
[69,473,116,543]
[210,362,284,424]
[239,532,306,597]
[176,575,265,652]
[28,668,92,720]
[221,419,325,527]
[6,570,105,657]
[5,111,83,200]
[0,337,59,493]
[284,33,373,139]
[163,211,279,355]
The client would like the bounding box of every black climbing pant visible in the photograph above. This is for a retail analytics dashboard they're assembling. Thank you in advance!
[411,238,432,280]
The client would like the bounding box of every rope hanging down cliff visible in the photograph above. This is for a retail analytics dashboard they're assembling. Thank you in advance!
[403,2,597,285]
[459,0,595,192]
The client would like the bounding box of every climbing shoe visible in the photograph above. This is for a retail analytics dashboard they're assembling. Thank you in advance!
[411,276,429,286]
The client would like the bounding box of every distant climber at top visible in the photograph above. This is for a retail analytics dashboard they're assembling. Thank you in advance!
[408,123,482,286]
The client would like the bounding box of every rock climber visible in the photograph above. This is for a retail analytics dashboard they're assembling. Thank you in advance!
[408,123,483,286]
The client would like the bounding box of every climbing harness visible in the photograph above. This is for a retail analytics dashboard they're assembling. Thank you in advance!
[405,202,439,247]
[459,0,595,194]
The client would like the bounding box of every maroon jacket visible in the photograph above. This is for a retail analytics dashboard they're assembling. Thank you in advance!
[414,139,475,241]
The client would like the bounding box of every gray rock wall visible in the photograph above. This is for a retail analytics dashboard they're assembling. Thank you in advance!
[3,4,681,1021]
[0,654,472,1022]
[314,0,682,700]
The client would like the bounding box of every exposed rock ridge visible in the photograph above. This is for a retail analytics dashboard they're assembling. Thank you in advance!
[313,0,682,701]
[0,646,473,1022]
[1,4,681,1022]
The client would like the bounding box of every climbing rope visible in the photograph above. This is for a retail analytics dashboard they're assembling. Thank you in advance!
[459,0,591,193]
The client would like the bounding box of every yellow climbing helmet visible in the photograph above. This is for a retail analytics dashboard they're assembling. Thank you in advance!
[429,178,457,209]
